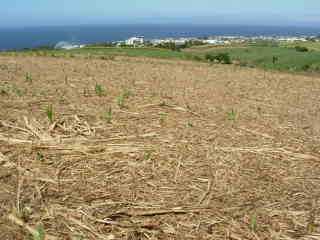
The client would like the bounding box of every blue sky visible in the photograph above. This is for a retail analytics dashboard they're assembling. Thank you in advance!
[1,0,320,27]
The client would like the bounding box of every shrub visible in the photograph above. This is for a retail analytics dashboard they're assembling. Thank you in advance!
[310,64,320,72]
[205,53,216,62]
[157,42,183,51]
[295,46,309,52]
[215,53,232,64]
[302,64,311,71]
[192,55,203,61]
[99,55,115,61]
[272,56,279,64]
[205,52,231,64]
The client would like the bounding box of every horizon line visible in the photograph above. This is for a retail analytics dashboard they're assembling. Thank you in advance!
[1,22,320,30]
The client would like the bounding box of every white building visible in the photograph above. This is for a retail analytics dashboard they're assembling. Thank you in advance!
[203,39,227,45]
[125,36,145,46]
[278,37,308,42]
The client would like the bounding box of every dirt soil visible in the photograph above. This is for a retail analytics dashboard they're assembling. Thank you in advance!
[1,55,320,240]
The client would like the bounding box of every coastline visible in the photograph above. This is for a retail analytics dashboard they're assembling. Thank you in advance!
[1,24,320,51]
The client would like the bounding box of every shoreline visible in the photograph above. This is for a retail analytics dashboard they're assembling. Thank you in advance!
[1,24,319,51]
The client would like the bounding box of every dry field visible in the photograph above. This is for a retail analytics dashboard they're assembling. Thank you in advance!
[1,55,320,240]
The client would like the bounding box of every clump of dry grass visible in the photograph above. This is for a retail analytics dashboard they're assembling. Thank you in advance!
[0,55,320,240]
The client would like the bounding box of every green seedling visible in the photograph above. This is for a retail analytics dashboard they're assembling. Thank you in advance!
[117,94,125,109]
[104,107,112,123]
[12,86,23,97]
[250,214,257,232]
[72,235,85,240]
[144,151,152,160]
[95,83,104,96]
[227,109,237,121]
[159,112,167,125]
[116,89,132,109]
[32,224,45,240]
[122,89,132,99]
[25,72,33,83]
[187,122,194,128]
[36,152,44,162]
[46,105,54,123]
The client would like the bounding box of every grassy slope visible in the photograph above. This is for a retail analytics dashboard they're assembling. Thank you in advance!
[2,42,320,73]
[201,46,320,72]
[70,47,190,59]
[280,41,320,51]
[0,47,190,60]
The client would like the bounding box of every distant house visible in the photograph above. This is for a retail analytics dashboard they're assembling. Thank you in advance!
[204,39,225,45]
[173,39,187,46]
[125,36,145,46]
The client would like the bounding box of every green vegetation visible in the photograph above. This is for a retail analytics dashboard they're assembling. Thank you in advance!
[94,83,105,96]
[104,107,112,124]
[117,94,125,109]
[159,112,167,125]
[2,41,320,73]
[250,214,258,232]
[45,104,54,123]
[201,45,320,72]
[272,56,279,64]
[25,72,33,83]
[156,40,205,51]
[116,89,132,109]
[280,41,320,51]
[187,121,194,128]
[11,85,23,97]
[0,83,23,96]
[1,47,192,61]
[143,151,152,161]
[227,109,237,121]
[122,89,131,99]
[14,88,23,97]
[32,224,45,240]
[36,152,45,162]
[156,42,183,51]
[205,52,231,64]
[294,46,309,52]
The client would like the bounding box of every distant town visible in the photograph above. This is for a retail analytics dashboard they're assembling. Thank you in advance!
[121,35,320,46]
[55,35,320,50]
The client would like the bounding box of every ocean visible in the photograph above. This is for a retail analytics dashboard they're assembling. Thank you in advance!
[0,24,320,50]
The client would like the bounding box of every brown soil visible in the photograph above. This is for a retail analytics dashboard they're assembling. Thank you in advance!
[1,55,320,240]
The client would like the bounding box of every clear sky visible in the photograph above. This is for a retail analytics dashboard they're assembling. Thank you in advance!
[1,0,320,27]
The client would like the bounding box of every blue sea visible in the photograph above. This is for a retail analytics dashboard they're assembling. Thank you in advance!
[0,24,320,50]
